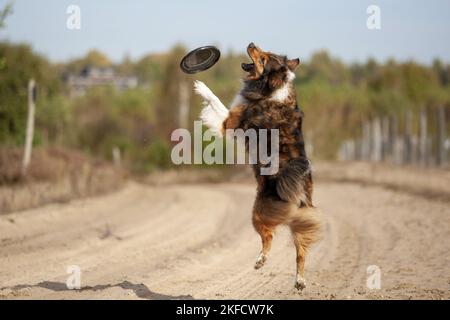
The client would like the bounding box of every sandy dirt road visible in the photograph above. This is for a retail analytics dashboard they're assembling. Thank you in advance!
[0,179,449,299]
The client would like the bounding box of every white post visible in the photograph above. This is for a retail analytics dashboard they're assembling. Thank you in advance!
[419,110,428,166]
[404,111,413,164]
[371,118,382,162]
[390,115,402,165]
[112,146,121,167]
[362,122,371,161]
[381,117,389,162]
[21,79,36,176]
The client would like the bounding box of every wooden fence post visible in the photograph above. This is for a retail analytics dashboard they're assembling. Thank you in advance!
[362,122,371,161]
[371,118,382,162]
[419,109,428,166]
[21,79,36,176]
[391,115,403,165]
[381,117,390,162]
[404,110,413,164]
[355,137,362,160]
[339,108,446,168]
[112,146,121,167]
[437,106,447,166]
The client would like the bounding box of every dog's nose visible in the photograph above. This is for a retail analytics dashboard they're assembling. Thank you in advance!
[248,42,256,49]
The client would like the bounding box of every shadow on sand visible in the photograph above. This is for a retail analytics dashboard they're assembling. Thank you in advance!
[3,280,194,300]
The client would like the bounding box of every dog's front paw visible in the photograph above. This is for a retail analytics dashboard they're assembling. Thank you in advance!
[295,276,306,291]
[254,253,267,270]
[193,80,214,102]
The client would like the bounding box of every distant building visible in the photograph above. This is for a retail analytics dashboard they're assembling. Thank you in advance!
[65,66,138,97]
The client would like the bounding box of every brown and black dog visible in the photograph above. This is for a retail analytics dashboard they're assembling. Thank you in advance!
[194,43,321,290]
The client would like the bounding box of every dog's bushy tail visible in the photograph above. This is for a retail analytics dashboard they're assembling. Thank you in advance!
[289,206,323,249]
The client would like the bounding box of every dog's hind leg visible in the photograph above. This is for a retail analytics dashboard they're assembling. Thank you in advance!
[291,229,307,290]
[252,213,275,270]
[289,207,321,290]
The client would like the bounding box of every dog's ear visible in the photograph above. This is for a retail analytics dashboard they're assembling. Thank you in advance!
[287,58,300,71]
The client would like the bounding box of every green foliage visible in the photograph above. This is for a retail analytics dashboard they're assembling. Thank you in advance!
[135,53,166,84]
[295,52,450,158]
[66,87,174,173]
[64,49,112,74]
[0,1,13,30]
[153,44,188,135]
[0,42,62,145]
[35,94,72,144]
[0,40,449,169]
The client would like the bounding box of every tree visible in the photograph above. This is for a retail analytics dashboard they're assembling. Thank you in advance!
[0,1,13,30]
[64,49,112,74]
[0,43,61,145]
[154,44,188,136]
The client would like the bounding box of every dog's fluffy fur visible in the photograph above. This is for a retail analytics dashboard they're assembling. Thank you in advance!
[194,43,321,290]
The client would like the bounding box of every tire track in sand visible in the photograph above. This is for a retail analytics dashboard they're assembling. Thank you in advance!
[1,180,449,299]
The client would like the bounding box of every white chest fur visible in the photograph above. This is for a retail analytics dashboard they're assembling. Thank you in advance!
[269,70,295,103]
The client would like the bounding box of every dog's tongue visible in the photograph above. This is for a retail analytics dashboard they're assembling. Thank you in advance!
[241,63,254,72]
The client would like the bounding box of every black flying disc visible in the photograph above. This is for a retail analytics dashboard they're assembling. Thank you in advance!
[180,46,221,74]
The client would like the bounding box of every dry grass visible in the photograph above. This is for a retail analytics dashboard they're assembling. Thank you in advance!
[314,161,450,202]
[141,165,252,185]
[0,147,126,214]
[144,162,450,202]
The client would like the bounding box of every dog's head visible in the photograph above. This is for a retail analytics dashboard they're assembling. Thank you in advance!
[241,43,299,96]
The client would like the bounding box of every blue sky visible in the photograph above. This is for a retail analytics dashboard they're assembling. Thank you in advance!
[1,0,449,64]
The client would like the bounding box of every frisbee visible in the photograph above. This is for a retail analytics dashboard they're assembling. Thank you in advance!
[180,46,221,74]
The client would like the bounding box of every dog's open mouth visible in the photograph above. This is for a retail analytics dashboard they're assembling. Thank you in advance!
[241,62,254,72]
[242,43,259,74]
